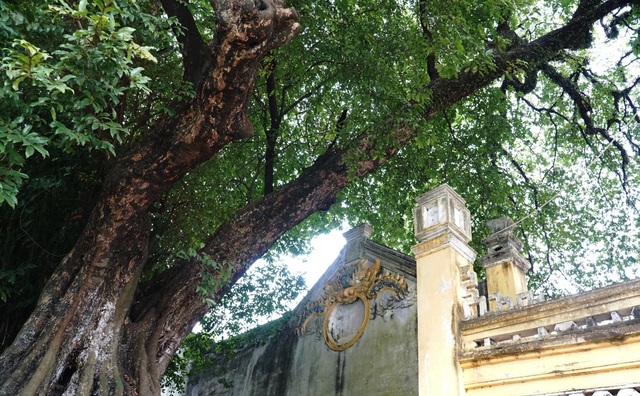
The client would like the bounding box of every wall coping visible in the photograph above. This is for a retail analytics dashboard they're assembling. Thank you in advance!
[460,278,640,352]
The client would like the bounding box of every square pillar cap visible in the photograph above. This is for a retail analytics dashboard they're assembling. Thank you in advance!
[342,223,373,265]
[481,216,531,273]
[414,184,472,243]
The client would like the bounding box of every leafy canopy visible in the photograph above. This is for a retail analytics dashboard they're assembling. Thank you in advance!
[0,0,172,207]
[1,0,640,388]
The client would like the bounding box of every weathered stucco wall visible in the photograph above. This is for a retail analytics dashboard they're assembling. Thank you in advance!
[184,225,418,396]
[183,184,640,396]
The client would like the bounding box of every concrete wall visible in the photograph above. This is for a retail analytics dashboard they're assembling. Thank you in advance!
[184,227,418,396]
[184,184,640,396]
[459,279,640,396]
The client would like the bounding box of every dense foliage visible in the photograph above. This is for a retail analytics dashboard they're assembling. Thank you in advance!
[0,0,182,346]
[162,259,306,393]
[1,0,639,394]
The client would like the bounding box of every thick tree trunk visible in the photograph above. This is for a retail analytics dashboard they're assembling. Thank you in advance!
[0,1,300,394]
[0,0,630,394]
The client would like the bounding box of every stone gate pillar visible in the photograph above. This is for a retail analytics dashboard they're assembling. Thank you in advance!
[480,216,531,306]
[411,184,477,396]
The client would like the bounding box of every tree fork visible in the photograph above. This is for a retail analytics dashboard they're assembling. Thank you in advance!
[0,0,301,394]
[127,1,639,380]
[1,0,635,394]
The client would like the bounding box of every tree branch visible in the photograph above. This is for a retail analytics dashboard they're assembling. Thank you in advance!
[159,0,212,87]
[540,63,600,134]
[132,0,640,376]
[264,58,280,195]
[540,65,633,195]
[423,0,637,119]
[417,0,439,81]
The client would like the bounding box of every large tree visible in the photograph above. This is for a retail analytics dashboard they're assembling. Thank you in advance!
[1,0,639,394]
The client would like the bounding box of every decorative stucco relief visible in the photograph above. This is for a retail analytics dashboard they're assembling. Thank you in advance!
[294,258,410,351]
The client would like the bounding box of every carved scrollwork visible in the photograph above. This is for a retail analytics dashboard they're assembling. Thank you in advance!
[295,258,408,351]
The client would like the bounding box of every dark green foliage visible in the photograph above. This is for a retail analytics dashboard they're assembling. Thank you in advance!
[163,261,305,393]
[0,0,182,351]
[1,0,640,391]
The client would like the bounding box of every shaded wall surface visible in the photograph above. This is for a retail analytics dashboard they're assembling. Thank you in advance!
[184,226,418,396]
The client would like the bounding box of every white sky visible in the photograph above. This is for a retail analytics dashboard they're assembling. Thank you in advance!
[265,228,346,306]
[288,229,346,288]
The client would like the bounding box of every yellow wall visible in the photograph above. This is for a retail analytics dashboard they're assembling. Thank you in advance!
[461,329,640,396]
[458,275,640,395]
[413,185,640,396]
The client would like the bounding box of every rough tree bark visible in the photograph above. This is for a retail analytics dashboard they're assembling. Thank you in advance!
[0,0,635,394]
[0,0,300,394]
